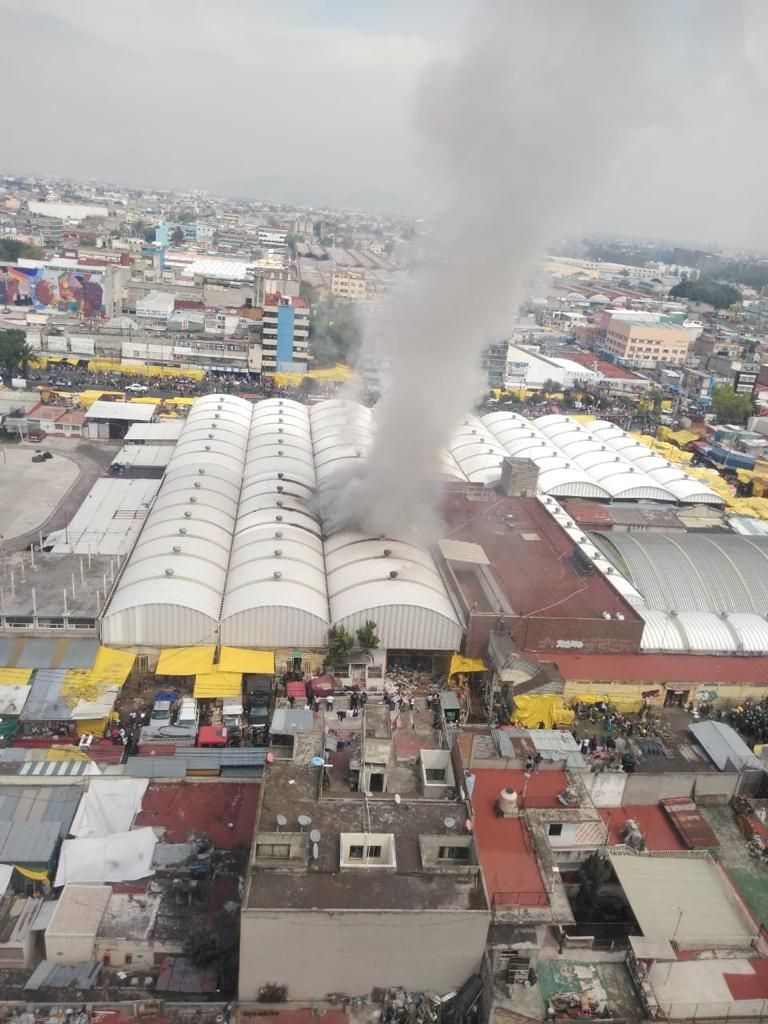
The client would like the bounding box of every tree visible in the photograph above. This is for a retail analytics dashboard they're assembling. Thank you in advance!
[0,329,32,379]
[573,852,613,921]
[326,624,354,672]
[539,379,562,397]
[170,225,185,247]
[356,620,379,652]
[183,930,221,967]
[669,278,741,309]
[0,238,42,261]
[710,384,754,425]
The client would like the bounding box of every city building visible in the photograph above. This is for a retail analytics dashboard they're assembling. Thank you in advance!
[261,293,309,372]
[330,268,368,300]
[135,291,175,325]
[600,319,691,368]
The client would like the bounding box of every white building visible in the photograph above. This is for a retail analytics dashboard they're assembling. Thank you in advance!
[135,291,175,324]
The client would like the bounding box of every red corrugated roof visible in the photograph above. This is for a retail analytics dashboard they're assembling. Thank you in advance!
[566,350,645,380]
[552,652,768,685]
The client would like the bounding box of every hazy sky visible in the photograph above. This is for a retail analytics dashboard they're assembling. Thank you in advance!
[2,0,768,245]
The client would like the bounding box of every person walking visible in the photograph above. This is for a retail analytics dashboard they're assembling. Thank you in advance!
[326,694,334,713]
[533,752,543,774]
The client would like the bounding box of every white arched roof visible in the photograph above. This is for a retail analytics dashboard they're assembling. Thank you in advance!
[102,394,251,646]
[481,411,723,505]
[325,532,462,651]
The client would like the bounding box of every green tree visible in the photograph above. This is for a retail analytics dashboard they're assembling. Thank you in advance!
[0,329,32,379]
[539,378,562,397]
[710,384,754,425]
[669,278,741,309]
[183,929,221,967]
[356,620,379,652]
[170,225,185,247]
[573,852,613,920]
[0,238,43,261]
[326,624,354,672]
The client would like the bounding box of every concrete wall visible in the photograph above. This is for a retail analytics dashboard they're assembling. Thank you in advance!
[621,771,740,805]
[45,932,96,964]
[239,908,490,1001]
[94,936,180,967]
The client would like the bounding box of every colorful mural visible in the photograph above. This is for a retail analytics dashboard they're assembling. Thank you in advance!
[0,266,105,317]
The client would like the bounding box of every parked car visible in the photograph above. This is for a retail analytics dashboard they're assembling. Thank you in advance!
[126,383,149,393]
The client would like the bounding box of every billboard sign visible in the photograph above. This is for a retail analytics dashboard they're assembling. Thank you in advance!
[0,265,105,317]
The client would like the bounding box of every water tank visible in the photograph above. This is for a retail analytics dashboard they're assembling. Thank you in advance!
[499,788,519,816]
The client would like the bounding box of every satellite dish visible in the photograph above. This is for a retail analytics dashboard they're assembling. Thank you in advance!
[444,817,456,830]
[276,814,287,830]
[310,829,321,843]
[311,756,325,768]
[394,794,401,805]
[297,814,312,831]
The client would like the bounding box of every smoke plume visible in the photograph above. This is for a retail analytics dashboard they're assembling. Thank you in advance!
[318,0,760,538]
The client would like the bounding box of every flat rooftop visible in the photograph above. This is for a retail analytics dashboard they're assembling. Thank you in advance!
[599,805,686,852]
[440,490,637,621]
[246,762,486,913]
[551,651,768,686]
[133,781,259,850]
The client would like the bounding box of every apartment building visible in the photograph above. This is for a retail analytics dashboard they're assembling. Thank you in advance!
[261,292,309,372]
[600,319,691,368]
[331,268,368,300]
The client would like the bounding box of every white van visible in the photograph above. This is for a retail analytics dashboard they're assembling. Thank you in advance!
[176,697,199,731]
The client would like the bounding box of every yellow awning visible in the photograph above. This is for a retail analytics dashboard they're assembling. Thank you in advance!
[449,655,486,677]
[156,646,216,676]
[194,672,242,699]
[0,668,33,685]
[512,694,574,729]
[14,866,49,881]
[92,647,135,684]
[218,647,274,674]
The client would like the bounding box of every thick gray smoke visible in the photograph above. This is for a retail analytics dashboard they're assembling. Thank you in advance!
[318,0,761,538]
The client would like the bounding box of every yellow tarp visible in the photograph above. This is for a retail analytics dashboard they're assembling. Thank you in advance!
[78,390,125,409]
[0,668,33,685]
[74,719,109,738]
[512,694,574,729]
[14,866,49,881]
[156,646,216,676]
[92,647,135,684]
[666,429,699,447]
[727,497,768,521]
[86,360,204,381]
[218,647,274,674]
[165,396,197,406]
[44,746,89,761]
[449,655,486,677]
[194,671,242,699]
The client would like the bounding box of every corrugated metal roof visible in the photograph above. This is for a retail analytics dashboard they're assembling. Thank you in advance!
[689,720,761,772]
[0,820,60,862]
[85,400,157,422]
[0,784,82,834]
[124,757,186,778]
[271,709,314,734]
[25,959,102,991]
[0,640,18,669]
[15,640,59,670]
[56,639,99,669]
[18,669,70,721]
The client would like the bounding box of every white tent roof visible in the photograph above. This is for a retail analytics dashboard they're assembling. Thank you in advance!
[54,827,158,886]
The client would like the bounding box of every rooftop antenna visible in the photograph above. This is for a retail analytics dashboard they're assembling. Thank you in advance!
[297,814,312,832]
[276,814,287,832]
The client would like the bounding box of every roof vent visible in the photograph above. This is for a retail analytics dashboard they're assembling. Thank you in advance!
[273,570,282,579]
[278,427,284,434]
[389,570,399,579]
[275,531,283,539]
[275,514,283,522]
[383,548,392,557]
[208,433,214,439]
[274,549,283,557]
[276,500,284,508]
[278,450,284,456]
[214,413,220,419]
[471,429,477,434]
[278,417,283,423]
[355,449,362,457]
[198,468,205,475]
[277,472,284,479]
[606,566,614,574]
[194,481,201,489]
[278,400,283,406]
[184,511,192,519]
[205,445,211,451]
[173,545,181,553]
[189,496,197,504]
[211,423,218,429]
[165,568,175,577]
[179,528,187,536]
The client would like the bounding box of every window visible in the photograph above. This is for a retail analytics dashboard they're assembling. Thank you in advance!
[256,843,291,859]
[349,845,364,859]
[438,845,470,862]
[548,824,563,837]
[426,768,447,783]
[367,845,382,859]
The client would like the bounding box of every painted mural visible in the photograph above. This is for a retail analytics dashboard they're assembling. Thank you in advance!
[0,266,105,317]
